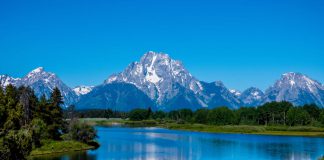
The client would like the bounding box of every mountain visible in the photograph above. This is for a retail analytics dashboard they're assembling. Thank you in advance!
[230,89,241,97]
[73,85,94,96]
[0,67,78,106]
[76,82,155,111]
[263,72,324,107]
[100,51,242,110]
[198,81,242,109]
[2,53,323,110]
[240,87,264,106]
[105,51,203,103]
[0,75,20,88]
[104,51,207,109]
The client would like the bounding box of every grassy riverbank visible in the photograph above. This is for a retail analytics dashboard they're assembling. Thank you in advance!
[30,140,95,156]
[164,123,324,137]
[81,118,324,137]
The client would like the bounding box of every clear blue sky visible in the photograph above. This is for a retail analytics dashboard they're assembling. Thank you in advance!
[0,0,323,91]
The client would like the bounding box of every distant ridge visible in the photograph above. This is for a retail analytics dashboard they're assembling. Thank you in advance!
[1,52,323,110]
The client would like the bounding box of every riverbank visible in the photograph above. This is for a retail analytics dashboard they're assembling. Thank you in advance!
[30,140,95,157]
[81,118,324,137]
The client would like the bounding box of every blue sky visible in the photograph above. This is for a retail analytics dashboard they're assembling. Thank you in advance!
[0,0,323,91]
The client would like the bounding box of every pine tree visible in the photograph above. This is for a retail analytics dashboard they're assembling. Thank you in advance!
[0,87,6,128]
[48,87,65,139]
[18,86,38,126]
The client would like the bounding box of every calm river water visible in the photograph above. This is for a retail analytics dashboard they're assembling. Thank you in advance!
[32,126,324,160]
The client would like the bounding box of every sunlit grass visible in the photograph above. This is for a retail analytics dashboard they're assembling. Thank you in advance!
[30,140,94,156]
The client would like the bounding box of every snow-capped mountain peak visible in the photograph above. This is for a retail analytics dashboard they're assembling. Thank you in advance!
[1,67,78,107]
[278,72,321,93]
[0,75,20,88]
[73,85,94,96]
[105,51,203,104]
[264,72,324,107]
[230,89,241,97]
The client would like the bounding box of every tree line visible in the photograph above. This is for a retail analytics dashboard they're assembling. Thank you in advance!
[0,84,97,160]
[81,102,324,126]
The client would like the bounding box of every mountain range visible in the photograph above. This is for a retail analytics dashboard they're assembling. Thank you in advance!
[1,51,323,110]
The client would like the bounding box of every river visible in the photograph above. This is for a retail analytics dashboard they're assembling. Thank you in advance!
[32,126,324,160]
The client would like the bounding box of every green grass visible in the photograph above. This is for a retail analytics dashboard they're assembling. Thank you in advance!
[163,123,324,137]
[79,118,324,137]
[30,140,94,156]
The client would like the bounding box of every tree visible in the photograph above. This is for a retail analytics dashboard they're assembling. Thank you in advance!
[0,87,6,128]
[168,110,180,121]
[153,110,166,120]
[18,86,38,126]
[194,109,209,124]
[105,109,113,119]
[129,109,148,121]
[236,107,257,125]
[319,110,324,126]
[302,104,320,121]
[256,101,292,125]
[48,87,65,140]
[147,107,153,119]
[2,129,33,160]
[207,107,234,125]
[30,118,47,147]
[65,120,97,144]
[178,109,193,122]
[66,105,77,120]
[287,107,311,126]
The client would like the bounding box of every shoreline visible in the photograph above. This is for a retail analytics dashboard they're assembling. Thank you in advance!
[83,118,324,138]
[29,140,96,157]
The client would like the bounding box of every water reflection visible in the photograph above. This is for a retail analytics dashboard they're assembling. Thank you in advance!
[32,127,324,160]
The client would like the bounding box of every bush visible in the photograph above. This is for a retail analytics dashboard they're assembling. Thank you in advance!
[65,120,97,144]
[30,118,47,147]
[2,129,32,160]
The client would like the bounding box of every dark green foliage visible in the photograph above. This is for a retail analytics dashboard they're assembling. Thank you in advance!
[153,111,166,120]
[178,109,193,122]
[168,110,180,121]
[2,129,33,160]
[64,119,97,144]
[320,110,324,126]
[302,104,320,121]
[194,109,209,124]
[105,109,114,119]
[30,118,47,147]
[48,87,65,140]
[129,108,149,121]
[256,101,292,125]
[287,107,311,126]
[235,107,257,125]
[0,86,97,159]
[207,107,235,125]
[0,87,6,128]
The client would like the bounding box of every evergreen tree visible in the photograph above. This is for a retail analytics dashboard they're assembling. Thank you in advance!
[0,87,6,128]
[48,87,65,140]
[18,86,38,126]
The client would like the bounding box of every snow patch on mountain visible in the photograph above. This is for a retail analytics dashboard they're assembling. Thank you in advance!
[73,85,94,96]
